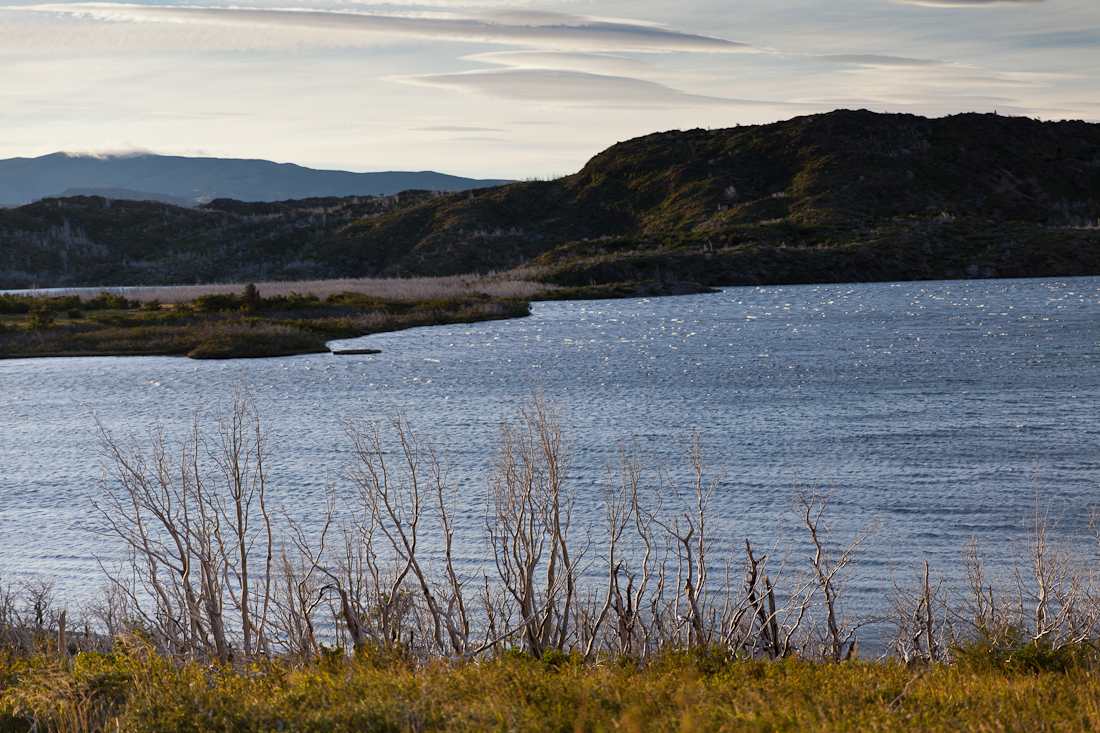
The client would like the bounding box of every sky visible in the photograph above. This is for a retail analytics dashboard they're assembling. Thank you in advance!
[1,0,1097,179]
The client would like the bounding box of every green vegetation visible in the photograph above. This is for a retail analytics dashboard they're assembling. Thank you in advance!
[2,110,1098,292]
[0,286,530,359]
[2,643,1100,732]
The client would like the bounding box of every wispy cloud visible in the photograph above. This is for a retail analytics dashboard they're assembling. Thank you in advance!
[17,4,754,53]
[401,67,775,107]
[812,52,1051,90]
[814,54,944,67]
[0,0,1094,178]
[410,125,506,132]
[894,0,1047,7]
[462,51,656,76]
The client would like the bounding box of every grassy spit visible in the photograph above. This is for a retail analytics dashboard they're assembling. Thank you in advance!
[0,277,539,359]
[8,272,561,304]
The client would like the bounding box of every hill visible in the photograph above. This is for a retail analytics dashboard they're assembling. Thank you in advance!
[0,152,509,207]
[55,187,196,208]
[2,109,1098,291]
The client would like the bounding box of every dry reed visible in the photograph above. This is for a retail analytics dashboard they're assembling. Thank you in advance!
[15,272,558,304]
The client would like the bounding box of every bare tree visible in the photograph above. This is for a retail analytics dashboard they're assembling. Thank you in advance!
[209,381,276,659]
[578,437,662,660]
[334,408,476,657]
[1011,491,1095,647]
[268,485,335,661]
[955,483,1100,658]
[92,377,276,664]
[653,431,726,651]
[789,474,876,662]
[886,559,950,666]
[486,387,582,658]
[734,535,804,660]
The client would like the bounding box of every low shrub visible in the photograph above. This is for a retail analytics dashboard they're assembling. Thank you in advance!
[25,307,54,331]
[187,322,329,358]
[191,293,241,313]
[84,292,138,311]
[953,628,1099,674]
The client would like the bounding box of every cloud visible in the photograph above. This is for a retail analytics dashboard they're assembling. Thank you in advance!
[462,51,656,76]
[61,147,155,159]
[17,4,754,53]
[401,68,769,107]
[814,54,944,67]
[894,0,1047,6]
[472,10,661,28]
[811,52,1051,90]
[411,125,506,131]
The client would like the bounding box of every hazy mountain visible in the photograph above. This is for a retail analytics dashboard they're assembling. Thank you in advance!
[0,152,510,207]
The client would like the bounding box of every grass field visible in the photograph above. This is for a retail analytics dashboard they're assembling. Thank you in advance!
[2,642,1099,732]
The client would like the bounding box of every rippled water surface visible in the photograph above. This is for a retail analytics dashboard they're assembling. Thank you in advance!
[3,277,1099,617]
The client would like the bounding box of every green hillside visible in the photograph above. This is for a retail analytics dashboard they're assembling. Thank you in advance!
[3,109,1098,290]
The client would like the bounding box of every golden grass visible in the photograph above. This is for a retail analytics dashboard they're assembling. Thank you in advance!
[3,645,1099,732]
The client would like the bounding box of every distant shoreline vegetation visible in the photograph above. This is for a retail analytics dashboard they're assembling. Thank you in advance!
[0,275,547,360]
[0,273,720,360]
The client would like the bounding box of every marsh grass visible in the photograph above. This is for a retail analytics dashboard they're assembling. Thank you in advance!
[0,295,530,359]
[6,272,559,304]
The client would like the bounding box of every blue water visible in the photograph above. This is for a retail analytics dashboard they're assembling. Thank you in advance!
[2,277,1099,622]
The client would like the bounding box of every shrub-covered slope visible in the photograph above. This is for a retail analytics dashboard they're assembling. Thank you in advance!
[2,109,1098,289]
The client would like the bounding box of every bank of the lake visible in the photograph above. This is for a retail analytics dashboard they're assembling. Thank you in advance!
[0,289,532,359]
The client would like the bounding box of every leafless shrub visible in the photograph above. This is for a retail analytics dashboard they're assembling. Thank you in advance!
[657,431,726,651]
[83,583,133,650]
[269,493,334,661]
[788,473,877,662]
[732,533,802,660]
[886,559,950,666]
[955,485,1100,654]
[329,409,476,658]
[486,387,583,659]
[92,377,275,663]
[82,383,1100,669]
[584,437,661,660]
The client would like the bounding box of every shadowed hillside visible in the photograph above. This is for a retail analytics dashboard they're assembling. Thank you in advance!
[2,109,1098,290]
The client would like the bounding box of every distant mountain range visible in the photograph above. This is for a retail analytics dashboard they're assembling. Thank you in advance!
[0,153,510,207]
[1,110,1098,290]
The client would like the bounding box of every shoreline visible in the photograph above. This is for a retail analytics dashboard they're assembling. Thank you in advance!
[0,290,533,360]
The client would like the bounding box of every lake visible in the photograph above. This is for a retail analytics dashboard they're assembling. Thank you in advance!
[2,276,1099,632]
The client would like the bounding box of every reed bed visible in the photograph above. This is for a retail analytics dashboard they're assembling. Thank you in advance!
[8,272,559,304]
